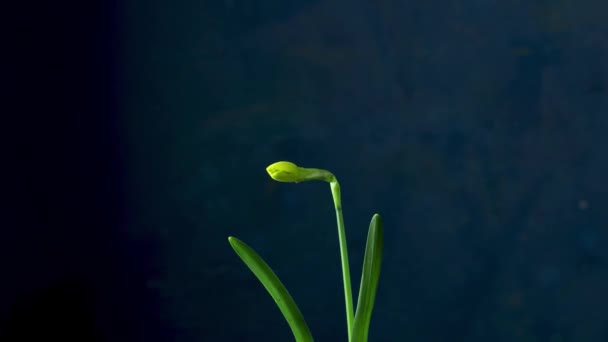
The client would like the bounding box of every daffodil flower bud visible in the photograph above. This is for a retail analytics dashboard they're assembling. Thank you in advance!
[266,161,335,183]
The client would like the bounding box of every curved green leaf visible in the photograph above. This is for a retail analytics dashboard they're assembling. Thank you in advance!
[228,236,314,342]
[352,214,384,342]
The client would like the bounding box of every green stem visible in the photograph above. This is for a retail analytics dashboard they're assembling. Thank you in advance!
[330,179,354,341]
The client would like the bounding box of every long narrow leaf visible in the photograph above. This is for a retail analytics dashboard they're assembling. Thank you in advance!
[228,236,314,342]
[352,214,384,342]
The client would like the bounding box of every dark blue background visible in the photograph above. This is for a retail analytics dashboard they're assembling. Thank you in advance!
[4,0,608,341]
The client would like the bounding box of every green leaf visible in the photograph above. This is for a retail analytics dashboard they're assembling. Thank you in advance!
[352,214,384,342]
[228,236,314,342]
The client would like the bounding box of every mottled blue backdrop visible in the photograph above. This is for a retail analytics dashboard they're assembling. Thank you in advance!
[4,0,608,341]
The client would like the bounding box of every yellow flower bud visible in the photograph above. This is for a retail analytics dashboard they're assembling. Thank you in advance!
[266,161,335,183]
[266,161,301,182]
